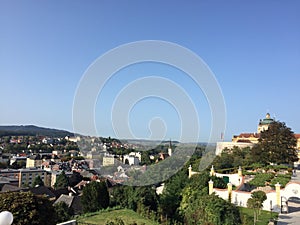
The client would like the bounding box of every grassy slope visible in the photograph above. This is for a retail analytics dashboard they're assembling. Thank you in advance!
[240,207,278,225]
[77,209,159,225]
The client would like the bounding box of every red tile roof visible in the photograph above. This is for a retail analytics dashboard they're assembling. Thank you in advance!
[294,134,300,139]
[237,133,260,138]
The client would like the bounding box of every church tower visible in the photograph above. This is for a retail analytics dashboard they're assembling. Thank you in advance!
[168,139,172,156]
[257,113,274,133]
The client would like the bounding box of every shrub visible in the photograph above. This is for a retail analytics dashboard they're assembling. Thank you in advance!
[248,173,275,187]
[270,176,291,188]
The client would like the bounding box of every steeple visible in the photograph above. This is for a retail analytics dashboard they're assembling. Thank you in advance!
[257,112,274,133]
[168,139,172,156]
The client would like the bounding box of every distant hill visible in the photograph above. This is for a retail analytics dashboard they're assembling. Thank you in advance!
[0,125,74,137]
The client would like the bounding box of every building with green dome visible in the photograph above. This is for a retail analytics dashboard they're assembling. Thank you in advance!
[257,113,274,133]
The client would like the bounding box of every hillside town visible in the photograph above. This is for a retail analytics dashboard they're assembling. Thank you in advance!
[0,114,300,224]
[1,1,299,224]
[0,134,172,188]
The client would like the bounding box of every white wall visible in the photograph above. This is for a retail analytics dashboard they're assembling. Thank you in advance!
[215,173,242,186]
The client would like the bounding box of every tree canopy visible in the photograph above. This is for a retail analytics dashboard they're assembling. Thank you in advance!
[54,201,74,223]
[81,181,109,213]
[247,191,267,224]
[0,192,56,225]
[183,193,241,225]
[212,146,254,170]
[32,175,44,187]
[253,121,298,165]
[54,171,69,190]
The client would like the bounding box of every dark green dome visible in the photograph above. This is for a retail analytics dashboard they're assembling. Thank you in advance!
[259,113,274,125]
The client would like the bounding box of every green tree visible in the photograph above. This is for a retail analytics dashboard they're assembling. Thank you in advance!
[254,121,298,165]
[213,146,254,170]
[32,175,44,187]
[180,172,226,215]
[159,169,188,223]
[0,192,56,225]
[54,171,69,189]
[81,181,109,213]
[141,151,151,165]
[247,191,267,224]
[54,202,74,223]
[110,185,158,220]
[184,193,241,225]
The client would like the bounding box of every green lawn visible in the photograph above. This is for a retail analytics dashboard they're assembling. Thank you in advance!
[77,209,159,225]
[240,207,278,225]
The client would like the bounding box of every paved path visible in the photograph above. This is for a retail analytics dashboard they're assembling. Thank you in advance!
[277,169,300,225]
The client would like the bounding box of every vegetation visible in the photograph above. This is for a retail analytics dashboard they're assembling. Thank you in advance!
[247,172,292,188]
[158,169,188,222]
[183,193,241,225]
[77,208,159,225]
[54,202,74,223]
[1,121,296,224]
[270,174,291,188]
[239,207,278,225]
[54,171,69,190]
[253,121,298,165]
[32,175,44,187]
[81,181,110,213]
[247,191,267,224]
[110,185,158,221]
[105,217,125,225]
[213,121,298,171]
[0,125,73,137]
[248,173,275,187]
[212,146,254,171]
[0,192,56,225]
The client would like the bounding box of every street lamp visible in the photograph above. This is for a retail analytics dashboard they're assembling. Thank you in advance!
[0,211,13,225]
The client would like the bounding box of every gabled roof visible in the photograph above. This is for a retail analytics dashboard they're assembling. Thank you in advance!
[29,186,56,198]
[54,194,73,207]
[53,194,82,214]
[1,184,23,192]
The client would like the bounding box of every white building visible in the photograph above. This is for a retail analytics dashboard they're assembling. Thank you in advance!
[123,155,140,166]
[129,152,142,161]
[215,142,254,155]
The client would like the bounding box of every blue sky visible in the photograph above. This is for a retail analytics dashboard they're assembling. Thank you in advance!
[1,1,299,142]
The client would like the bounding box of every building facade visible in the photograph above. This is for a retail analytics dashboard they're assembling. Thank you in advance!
[217,113,300,160]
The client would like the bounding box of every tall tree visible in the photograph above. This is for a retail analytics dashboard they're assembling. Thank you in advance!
[54,171,69,190]
[255,121,298,164]
[247,191,267,224]
[32,175,44,187]
[159,169,188,223]
[81,181,109,213]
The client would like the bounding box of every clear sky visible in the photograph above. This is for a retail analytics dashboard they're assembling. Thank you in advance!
[1,1,299,142]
